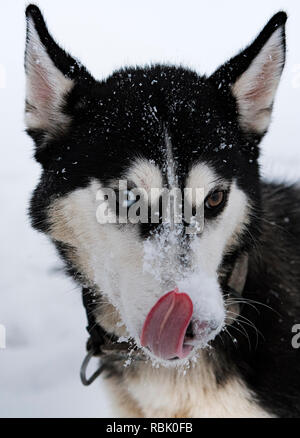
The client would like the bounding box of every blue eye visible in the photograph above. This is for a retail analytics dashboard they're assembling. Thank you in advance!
[122,190,136,208]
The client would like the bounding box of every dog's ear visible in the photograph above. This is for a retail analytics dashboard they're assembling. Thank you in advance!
[25,5,94,141]
[209,12,287,135]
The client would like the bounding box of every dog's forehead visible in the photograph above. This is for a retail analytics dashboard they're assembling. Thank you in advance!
[100,113,233,193]
[118,122,228,192]
[125,158,224,194]
[125,159,163,191]
[85,68,240,179]
[96,66,221,138]
[48,66,246,196]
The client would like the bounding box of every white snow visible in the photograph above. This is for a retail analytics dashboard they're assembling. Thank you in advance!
[0,0,299,418]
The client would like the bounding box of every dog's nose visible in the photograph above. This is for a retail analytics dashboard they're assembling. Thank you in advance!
[183,319,220,348]
[141,288,222,360]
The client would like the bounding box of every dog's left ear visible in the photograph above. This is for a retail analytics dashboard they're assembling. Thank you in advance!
[209,12,287,135]
[25,5,94,140]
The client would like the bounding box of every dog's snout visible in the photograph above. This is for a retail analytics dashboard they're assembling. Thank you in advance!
[185,321,194,338]
[183,318,220,347]
[140,286,224,361]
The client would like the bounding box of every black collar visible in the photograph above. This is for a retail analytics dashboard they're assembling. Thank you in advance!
[80,287,145,385]
[80,253,249,385]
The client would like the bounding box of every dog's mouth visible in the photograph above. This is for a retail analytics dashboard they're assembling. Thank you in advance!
[140,289,193,360]
[140,288,222,361]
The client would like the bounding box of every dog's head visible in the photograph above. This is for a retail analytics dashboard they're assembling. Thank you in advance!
[25,5,286,364]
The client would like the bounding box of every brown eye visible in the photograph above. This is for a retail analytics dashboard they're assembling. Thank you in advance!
[205,191,225,209]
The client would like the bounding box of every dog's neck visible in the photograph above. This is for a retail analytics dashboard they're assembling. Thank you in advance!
[102,349,271,418]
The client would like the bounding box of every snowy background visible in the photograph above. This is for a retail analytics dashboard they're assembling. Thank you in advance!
[0,0,299,418]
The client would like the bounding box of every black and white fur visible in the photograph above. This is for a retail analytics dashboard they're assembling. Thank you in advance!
[25,4,300,417]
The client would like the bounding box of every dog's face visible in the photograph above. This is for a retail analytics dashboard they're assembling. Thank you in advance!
[25,6,286,364]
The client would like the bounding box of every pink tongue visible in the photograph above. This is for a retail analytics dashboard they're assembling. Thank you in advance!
[141,289,193,360]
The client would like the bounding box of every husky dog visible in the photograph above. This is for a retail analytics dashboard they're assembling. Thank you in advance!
[25,4,300,417]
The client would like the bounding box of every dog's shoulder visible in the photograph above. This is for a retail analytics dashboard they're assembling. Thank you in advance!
[259,181,300,280]
[237,181,300,418]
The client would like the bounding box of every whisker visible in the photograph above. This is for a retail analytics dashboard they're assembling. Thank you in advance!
[226,295,280,316]
[226,313,263,349]
[223,327,239,349]
[225,298,260,313]
[227,322,252,351]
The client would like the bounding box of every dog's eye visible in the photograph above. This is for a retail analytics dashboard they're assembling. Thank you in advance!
[121,190,136,208]
[205,190,225,209]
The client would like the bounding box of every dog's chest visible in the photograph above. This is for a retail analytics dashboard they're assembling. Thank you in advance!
[111,362,273,418]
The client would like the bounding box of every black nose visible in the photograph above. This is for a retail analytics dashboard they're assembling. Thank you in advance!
[185,321,194,338]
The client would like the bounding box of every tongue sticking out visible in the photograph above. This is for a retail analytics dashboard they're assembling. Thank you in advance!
[141,289,193,360]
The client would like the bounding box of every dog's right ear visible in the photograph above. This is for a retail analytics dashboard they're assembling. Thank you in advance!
[25,5,94,143]
[209,12,287,136]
